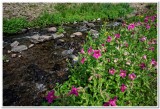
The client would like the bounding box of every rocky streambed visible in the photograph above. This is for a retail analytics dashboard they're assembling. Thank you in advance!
[3,19,124,106]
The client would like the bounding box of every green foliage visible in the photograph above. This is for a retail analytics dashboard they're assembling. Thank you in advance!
[3,3,133,34]
[3,17,28,34]
[43,6,157,106]
[57,26,65,34]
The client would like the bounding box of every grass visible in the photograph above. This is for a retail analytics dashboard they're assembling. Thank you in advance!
[3,3,133,34]
[42,4,157,106]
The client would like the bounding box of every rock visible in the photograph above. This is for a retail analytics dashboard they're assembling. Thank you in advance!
[10,41,19,48]
[11,54,16,58]
[58,39,65,43]
[52,33,64,39]
[48,27,57,32]
[11,45,28,52]
[107,22,121,27]
[35,83,46,91]
[21,29,27,33]
[18,55,22,58]
[83,20,88,24]
[79,24,88,32]
[70,32,83,38]
[7,50,11,54]
[29,44,34,48]
[87,23,95,27]
[61,49,74,56]
[30,34,53,43]
[89,29,99,38]
[97,18,101,21]
[69,55,79,63]
[73,21,77,24]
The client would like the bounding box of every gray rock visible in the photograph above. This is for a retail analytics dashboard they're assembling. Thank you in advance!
[87,23,95,27]
[71,32,82,37]
[73,21,77,24]
[69,55,79,63]
[48,27,57,32]
[79,24,88,32]
[107,22,121,27]
[30,34,53,43]
[10,41,19,48]
[52,33,64,39]
[11,54,17,58]
[97,18,101,21]
[61,49,74,56]
[83,20,88,24]
[58,39,65,42]
[35,83,46,91]
[21,29,27,33]
[90,29,99,38]
[11,45,28,52]
[28,44,34,48]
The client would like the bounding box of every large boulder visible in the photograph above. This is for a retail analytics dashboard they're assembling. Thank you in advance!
[11,45,28,52]
[29,34,53,43]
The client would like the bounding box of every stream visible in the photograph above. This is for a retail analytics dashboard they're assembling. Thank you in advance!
[3,19,123,106]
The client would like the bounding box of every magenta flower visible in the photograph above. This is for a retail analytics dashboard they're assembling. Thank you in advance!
[109,68,116,75]
[101,44,105,47]
[81,57,86,64]
[151,59,157,67]
[88,47,93,55]
[120,69,127,78]
[146,24,150,29]
[128,23,135,30]
[120,84,127,92]
[103,97,117,106]
[148,46,154,51]
[69,86,79,96]
[106,36,112,42]
[128,73,136,80]
[151,16,155,22]
[46,90,57,103]
[144,16,149,23]
[143,55,147,60]
[80,48,85,54]
[140,36,147,42]
[93,50,101,59]
[115,34,120,39]
[140,63,146,69]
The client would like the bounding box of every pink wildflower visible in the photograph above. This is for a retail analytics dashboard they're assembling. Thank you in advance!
[146,24,150,29]
[106,36,112,42]
[143,55,147,60]
[115,34,120,39]
[88,47,93,55]
[69,86,79,96]
[128,23,135,30]
[140,63,146,69]
[46,90,57,103]
[151,59,157,67]
[93,50,101,59]
[120,84,127,92]
[148,46,154,51]
[109,68,116,75]
[140,36,147,42]
[120,69,127,78]
[81,57,86,64]
[103,97,117,106]
[80,48,85,54]
[128,73,136,80]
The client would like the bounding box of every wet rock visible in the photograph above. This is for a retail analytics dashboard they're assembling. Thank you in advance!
[11,45,28,52]
[18,55,22,58]
[7,50,11,54]
[52,33,64,39]
[30,34,53,43]
[28,44,34,48]
[79,24,88,32]
[10,41,19,48]
[58,39,65,43]
[97,18,101,21]
[11,54,17,58]
[69,55,79,63]
[21,29,27,33]
[87,23,95,27]
[83,20,88,24]
[89,29,99,38]
[35,83,46,92]
[107,22,121,27]
[61,49,74,56]
[71,32,82,37]
[47,27,57,32]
